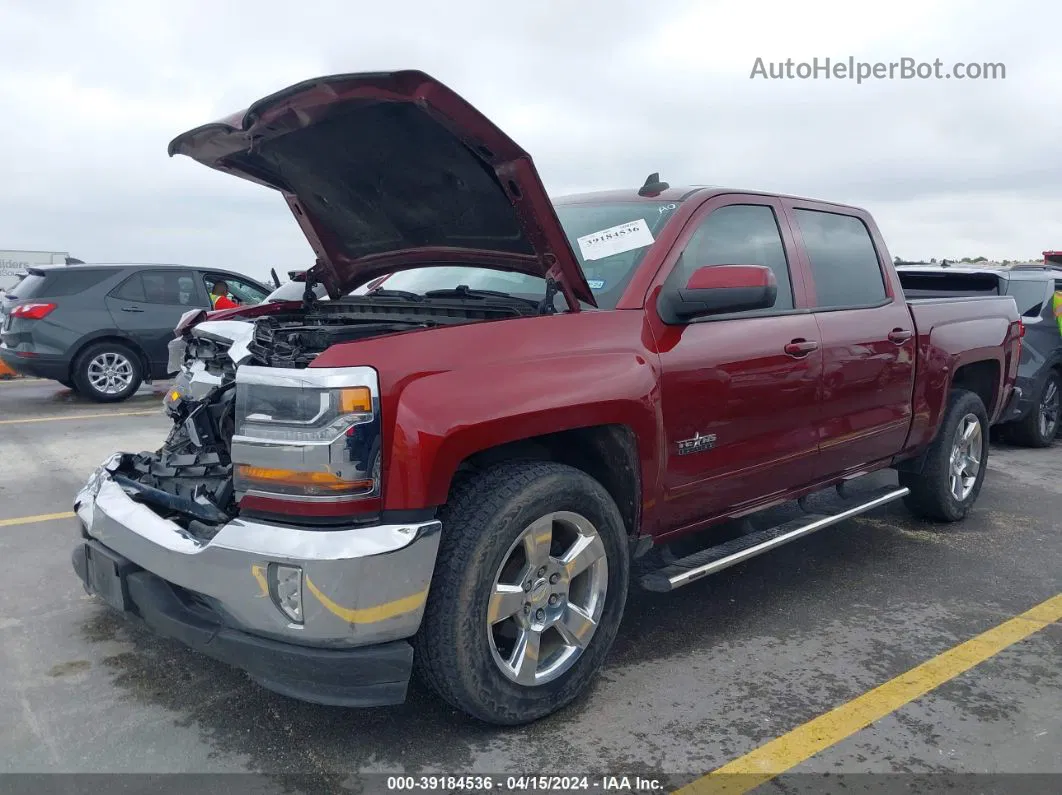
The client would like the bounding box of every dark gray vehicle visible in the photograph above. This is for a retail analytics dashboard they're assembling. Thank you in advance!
[0,263,271,402]
[898,263,1062,447]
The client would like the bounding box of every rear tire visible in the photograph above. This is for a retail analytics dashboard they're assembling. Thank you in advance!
[1006,372,1060,448]
[72,342,143,403]
[899,389,989,522]
[413,461,630,725]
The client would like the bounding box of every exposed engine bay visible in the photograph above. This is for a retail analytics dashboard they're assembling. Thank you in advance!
[107,296,532,538]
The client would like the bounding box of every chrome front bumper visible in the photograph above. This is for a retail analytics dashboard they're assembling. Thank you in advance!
[74,456,441,648]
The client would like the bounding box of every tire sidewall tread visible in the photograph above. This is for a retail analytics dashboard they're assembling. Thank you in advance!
[900,388,989,522]
[413,460,630,725]
[1007,371,1060,448]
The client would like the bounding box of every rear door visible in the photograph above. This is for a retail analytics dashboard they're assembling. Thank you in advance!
[781,201,917,476]
[105,270,207,374]
[649,195,822,532]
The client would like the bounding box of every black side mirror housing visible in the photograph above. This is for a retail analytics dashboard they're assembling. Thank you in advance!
[658,264,777,324]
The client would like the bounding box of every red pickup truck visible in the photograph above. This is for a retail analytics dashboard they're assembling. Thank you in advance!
[72,71,1023,726]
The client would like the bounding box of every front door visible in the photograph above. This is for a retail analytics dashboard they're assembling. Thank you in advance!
[648,196,822,535]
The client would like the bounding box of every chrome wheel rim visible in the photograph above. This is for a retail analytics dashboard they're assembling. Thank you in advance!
[87,352,134,395]
[949,413,982,501]
[1039,380,1059,439]
[487,511,609,687]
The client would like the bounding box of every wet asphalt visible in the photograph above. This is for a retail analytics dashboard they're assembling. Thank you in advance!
[0,377,1058,793]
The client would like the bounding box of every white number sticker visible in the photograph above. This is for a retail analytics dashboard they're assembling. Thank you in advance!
[577,219,655,262]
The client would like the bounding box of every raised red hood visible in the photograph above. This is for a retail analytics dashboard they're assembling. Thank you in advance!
[168,71,595,308]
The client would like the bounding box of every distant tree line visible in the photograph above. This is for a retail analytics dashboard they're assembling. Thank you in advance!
[893,255,1038,266]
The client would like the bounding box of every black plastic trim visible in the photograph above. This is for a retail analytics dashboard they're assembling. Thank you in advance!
[71,541,413,708]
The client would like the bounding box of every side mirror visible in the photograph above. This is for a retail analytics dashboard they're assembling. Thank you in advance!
[658,264,777,324]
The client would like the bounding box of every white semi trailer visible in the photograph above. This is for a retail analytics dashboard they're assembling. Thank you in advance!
[0,249,71,290]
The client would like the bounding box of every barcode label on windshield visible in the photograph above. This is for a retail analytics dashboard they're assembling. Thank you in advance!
[577,219,654,261]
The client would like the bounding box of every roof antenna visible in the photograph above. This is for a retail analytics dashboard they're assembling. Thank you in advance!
[638,172,669,197]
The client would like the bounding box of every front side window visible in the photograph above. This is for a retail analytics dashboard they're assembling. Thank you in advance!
[672,204,794,311]
[203,274,269,305]
[793,209,887,308]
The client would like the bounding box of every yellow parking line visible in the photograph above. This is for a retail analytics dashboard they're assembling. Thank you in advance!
[0,511,76,528]
[0,410,158,425]
[677,592,1062,795]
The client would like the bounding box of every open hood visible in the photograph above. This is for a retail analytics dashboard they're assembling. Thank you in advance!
[168,71,595,307]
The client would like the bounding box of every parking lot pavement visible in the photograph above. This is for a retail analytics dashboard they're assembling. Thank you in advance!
[0,378,1059,792]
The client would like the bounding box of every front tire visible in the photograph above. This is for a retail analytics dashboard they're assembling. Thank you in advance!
[1006,372,1060,448]
[899,388,989,522]
[414,461,630,725]
[72,342,143,403]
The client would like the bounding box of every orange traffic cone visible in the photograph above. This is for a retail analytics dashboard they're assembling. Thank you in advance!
[0,358,18,378]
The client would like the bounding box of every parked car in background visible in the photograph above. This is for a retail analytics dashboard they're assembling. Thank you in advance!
[897,262,1062,446]
[0,263,271,401]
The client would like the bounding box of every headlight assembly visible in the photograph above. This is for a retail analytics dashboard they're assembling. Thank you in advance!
[231,366,382,506]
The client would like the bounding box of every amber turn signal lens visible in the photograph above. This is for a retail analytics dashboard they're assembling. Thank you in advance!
[338,386,372,414]
[236,465,372,494]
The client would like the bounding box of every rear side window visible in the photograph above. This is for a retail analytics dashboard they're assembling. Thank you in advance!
[8,273,45,298]
[111,271,201,306]
[1005,279,1049,318]
[794,210,887,308]
[8,269,110,298]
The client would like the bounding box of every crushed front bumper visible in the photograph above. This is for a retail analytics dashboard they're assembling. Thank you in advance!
[72,455,441,706]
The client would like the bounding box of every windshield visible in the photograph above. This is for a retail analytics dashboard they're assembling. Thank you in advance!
[265,278,329,303]
[358,200,681,309]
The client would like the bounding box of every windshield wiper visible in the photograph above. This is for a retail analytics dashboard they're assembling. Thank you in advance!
[424,285,538,307]
[424,285,510,300]
[365,288,424,301]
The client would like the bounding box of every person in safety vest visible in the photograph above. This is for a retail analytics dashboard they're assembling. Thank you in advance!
[1053,289,1062,336]
[209,280,238,310]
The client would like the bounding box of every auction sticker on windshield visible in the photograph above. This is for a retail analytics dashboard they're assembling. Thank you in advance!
[577,219,655,261]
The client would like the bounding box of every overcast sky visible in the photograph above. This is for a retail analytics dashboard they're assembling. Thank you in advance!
[0,0,1057,281]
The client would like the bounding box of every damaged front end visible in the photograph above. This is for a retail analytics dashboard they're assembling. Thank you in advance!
[112,395,237,540]
[90,319,254,539]
[114,307,409,533]
[98,295,515,533]
[121,320,258,537]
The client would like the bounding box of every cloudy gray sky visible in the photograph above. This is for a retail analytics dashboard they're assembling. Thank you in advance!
[0,0,1057,282]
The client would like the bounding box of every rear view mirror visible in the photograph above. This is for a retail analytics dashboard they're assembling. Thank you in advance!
[658,265,777,324]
